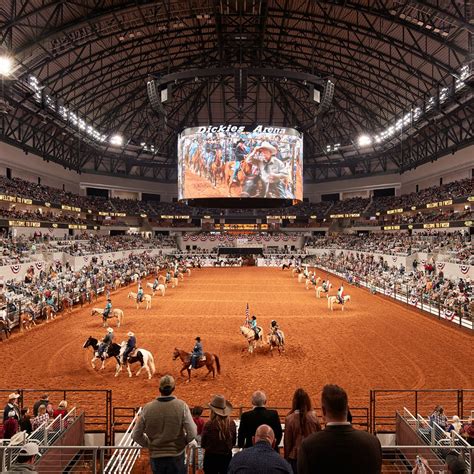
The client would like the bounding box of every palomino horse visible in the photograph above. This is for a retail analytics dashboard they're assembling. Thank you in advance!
[146,282,166,296]
[113,278,122,291]
[173,348,221,383]
[118,342,156,379]
[127,292,152,310]
[305,276,321,290]
[316,283,332,298]
[240,325,264,354]
[91,308,124,328]
[328,295,351,311]
[83,336,121,370]
[157,275,167,285]
[267,330,285,355]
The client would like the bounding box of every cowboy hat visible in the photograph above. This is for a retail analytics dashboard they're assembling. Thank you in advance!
[208,394,233,416]
[127,331,134,337]
[107,328,114,333]
[255,141,277,155]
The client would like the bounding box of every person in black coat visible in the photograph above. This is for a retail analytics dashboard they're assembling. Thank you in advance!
[298,384,382,474]
[237,390,282,451]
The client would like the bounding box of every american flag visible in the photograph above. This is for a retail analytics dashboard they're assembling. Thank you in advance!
[245,303,250,326]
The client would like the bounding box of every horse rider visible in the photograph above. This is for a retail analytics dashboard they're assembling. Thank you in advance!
[337,285,345,304]
[189,336,203,370]
[123,331,137,364]
[98,328,114,358]
[232,140,249,182]
[45,293,58,314]
[103,298,112,319]
[165,270,171,284]
[270,320,283,345]
[322,280,330,293]
[137,285,144,303]
[250,315,260,340]
[152,277,159,291]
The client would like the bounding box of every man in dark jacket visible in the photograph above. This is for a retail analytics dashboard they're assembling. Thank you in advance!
[3,393,20,422]
[298,384,382,474]
[33,394,49,417]
[122,331,137,363]
[238,390,282,451]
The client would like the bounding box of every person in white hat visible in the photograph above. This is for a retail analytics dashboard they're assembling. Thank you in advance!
[201,394,236,473]
[245,141,289,198]
[3,392,20,422]
[9,442,40,473]
[122,331,137,364]
[98,327,114,358]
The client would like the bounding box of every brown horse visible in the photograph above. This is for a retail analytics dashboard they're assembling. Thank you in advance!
[224,161,252,196]
[60,297,73,314]
[0,319,11,341]
[172,348,220,383]
[210,150,224,187]
[20,312,36,331]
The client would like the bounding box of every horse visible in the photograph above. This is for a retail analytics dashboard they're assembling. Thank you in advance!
[0,318,11,341]
[83,336,122,370]
[224,160,251,197]
[292,267,301,277]
[157,275,167,285]
[210,152,224,187]
[177,272,184,281]
[128,292,152,310]
[267,330,285,355]
[305,276,321,290]
[316,283,332,298]
[170,277,179,288]
[118,342,156,379]
[60,297,73,314]
[20,312,36,331]
[91,308,124,328]
[113,278,122,291]
[297,273,307,283]
[328,295,351,311]
[146,282,166,296]
[240,325,264,354]
[42,305,56,321]
[172,348,220,383]
[80,289,96,307]
[281,262,292,271]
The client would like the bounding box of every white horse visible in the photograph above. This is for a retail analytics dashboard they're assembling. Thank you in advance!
[117,342,156,379]
[113,278,122,291]
[240,325,264,354]
[316,283,332,298]
[305,276,321,290]
[328,295,351,311]
[128,292,152,310]
[146,282,166,296]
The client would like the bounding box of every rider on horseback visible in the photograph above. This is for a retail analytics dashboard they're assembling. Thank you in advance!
[137,285,144,303]
[250,315,260,340]
[232,140,248,182]
[337,285,345,304]
[45,293,58,313]
[152,278,159,290]
[103,298,112,318]
[270,320,283,345]
[98,328,114,358]
[322,280,330,292]
[122,331,136,364]
[189,336,203,370]
[165,271,171,284]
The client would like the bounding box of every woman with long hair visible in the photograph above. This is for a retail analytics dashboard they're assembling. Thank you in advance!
[284,388,321,473]
[201,395,236,474]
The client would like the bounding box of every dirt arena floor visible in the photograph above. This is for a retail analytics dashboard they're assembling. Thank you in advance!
[184,169,239,198]
[1,267,472,420]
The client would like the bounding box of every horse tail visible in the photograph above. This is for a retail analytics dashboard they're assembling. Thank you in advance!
[148,351,156,375]
[214,354,221,375]
[119,310,124,324]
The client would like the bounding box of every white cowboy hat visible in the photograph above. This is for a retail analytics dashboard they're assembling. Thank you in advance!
[127,331,134,337]
[107,328,114,333]
[208,394,233,416]
[255,141,277,155]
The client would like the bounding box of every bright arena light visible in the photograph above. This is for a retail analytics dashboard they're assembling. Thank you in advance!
[358,134,372,147]
[0,56,13,76]
[110,134,124,146]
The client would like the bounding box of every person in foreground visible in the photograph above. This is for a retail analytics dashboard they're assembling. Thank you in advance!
[228,424,293,474]
[298,384,382,474]
[132,374,197,474]
[238,390,283,451]
[8,442,40,473]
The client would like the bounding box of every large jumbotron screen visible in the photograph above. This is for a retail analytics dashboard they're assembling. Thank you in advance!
[178,125,303,201]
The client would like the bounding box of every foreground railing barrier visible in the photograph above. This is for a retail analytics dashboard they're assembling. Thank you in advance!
[0,445,471,474]
[104,407,142,474]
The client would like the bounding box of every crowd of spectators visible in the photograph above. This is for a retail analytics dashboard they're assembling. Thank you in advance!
[0,207,92,225]
[328,197,370,215]
[308,250,472,319]
[305,231,472,263]
[382,208,473,226]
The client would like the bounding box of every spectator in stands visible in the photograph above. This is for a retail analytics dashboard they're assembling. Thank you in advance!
[8,441,40,473]
[447,416,463,434]
[238,390,283,451]
[228,424,292,474]
[461,418,474,445]
[201,394,236,474]
[284,388,321,473]
[446,451,468,474]
[132,374,197,474]
[33,394,49,417]
[53,400,68,418]
[191,406,205,440]
[31,404,50,431]
[298,384,382,474]
[20,407,33,434]
[3,410,19,439]
[3,392,20,421]
[429,405,448,430]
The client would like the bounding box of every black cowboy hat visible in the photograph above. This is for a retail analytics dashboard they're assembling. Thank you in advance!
[195,336,201,342]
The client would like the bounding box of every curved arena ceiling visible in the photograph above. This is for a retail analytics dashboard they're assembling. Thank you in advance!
[0,0,472,183]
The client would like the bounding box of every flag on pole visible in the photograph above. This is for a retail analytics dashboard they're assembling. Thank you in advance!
[245,303,250,326]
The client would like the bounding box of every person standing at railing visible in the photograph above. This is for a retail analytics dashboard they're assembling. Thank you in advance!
[31,405,49,431]
[3,393,20,422]
[132,374,197,474]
